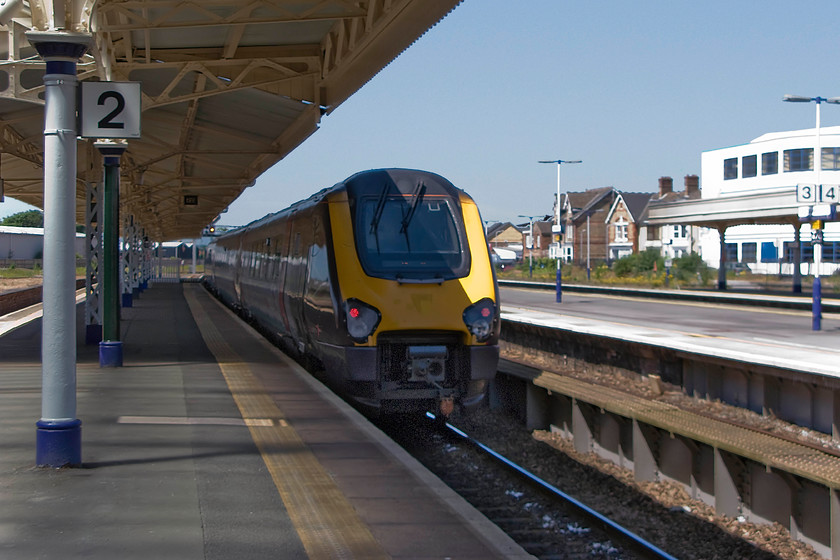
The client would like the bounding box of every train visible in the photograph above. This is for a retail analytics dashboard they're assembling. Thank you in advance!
[204,168,500,416]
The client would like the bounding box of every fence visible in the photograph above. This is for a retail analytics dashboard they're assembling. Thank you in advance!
[152,258,181,284]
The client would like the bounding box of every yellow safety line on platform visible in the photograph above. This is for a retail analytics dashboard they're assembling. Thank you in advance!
[183,285,389,560]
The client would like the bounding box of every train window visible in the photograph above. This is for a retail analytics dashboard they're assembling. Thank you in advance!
[355,194,470,279]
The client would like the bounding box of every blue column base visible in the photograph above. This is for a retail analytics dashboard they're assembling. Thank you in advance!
[85,324,102,345]
[99,340,123,367]
[122,293,132,307]
[36,419,82,467]
[140,280,148,291]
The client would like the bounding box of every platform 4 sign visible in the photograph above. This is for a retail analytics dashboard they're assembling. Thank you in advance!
[797,183,840,204]
[79,82,141,139]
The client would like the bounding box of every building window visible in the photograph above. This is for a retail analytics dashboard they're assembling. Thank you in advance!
[672,225,687,239]
[784,148,813,172]
[742,155,757,178]
[741,242,757,263]
[822,147,840,170]
[723,157,738,179]
[647,225,659,241]
[760,242,778,262]
[725,243,738,262]
[615,220,628,242]
[762,152,778,175]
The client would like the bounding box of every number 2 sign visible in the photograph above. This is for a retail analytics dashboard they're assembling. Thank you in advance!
[79,82,141,139]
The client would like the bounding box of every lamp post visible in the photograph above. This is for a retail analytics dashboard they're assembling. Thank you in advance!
[783,94,840,330]
[518,214,536,278]
[539,159,582,302]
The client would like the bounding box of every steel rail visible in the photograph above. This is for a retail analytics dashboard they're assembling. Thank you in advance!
[427,412,678,560]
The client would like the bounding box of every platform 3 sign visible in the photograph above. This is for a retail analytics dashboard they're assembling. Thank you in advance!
[79,82,141,139]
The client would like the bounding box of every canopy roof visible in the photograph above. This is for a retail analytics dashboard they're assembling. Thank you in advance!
[0,0,462,240]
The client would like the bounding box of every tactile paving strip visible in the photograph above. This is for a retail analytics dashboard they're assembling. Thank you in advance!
[184,285,389,560]
[533,371,840,489]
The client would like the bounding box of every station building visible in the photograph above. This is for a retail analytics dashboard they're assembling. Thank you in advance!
[646,126,840,286]
[695,126,840,275]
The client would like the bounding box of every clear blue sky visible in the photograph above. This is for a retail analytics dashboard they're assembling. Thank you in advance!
[2,0,839,227]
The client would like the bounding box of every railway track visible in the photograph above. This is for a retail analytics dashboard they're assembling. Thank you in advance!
[377,407,788,560]
[433,413,677,560]
[378,412,638,559]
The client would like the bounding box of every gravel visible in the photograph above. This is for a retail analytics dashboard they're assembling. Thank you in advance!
[494,341,826,559]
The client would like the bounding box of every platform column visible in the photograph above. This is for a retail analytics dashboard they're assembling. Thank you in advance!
[98,142,126,367]
[716,224,727,291]
[141,231,150,291]
[84,180,102,345]
[121,215,134,307]
[793,225,802,293]
[26,31,92,468]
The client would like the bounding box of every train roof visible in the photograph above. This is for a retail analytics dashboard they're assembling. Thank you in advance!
[212,169,466,244]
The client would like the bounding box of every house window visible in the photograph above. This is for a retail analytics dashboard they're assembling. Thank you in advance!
[822,147,840,170]
[723,157,738,179]
[742,155,757,178]
[614,220,628,242]
[784,148,813,172]
[762,152,778,175]
[647,225,659,241]
[672,225,688,239]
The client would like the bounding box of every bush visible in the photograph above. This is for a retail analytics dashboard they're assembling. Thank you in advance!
[613,250,663,277]
[672,252,712,284]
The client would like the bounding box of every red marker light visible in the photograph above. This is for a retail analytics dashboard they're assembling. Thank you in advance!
[480,307,491,317]
[349,307,360,318]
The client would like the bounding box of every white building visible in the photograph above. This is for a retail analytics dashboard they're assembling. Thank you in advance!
[695,126,840,275]
[0,226,85,260]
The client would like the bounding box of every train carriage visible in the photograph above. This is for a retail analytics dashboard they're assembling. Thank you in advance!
[205,169,499,416]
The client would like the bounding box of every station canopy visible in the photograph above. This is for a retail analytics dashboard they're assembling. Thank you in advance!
[0,0,461,240]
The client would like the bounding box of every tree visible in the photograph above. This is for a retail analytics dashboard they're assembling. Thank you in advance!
[0,210,44,228]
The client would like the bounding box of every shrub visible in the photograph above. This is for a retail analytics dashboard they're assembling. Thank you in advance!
[613,250,663,277]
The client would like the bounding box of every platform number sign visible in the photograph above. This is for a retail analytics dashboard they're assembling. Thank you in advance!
[797,183,840,204]
[80,82,141,139]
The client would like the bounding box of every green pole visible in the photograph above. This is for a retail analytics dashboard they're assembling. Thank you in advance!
[97,142,126,366]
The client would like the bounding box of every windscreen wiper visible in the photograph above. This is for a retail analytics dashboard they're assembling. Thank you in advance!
[370,182,390,235]
[399,182,426,234]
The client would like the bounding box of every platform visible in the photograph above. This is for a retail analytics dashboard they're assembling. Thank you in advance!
[0,282,531,559]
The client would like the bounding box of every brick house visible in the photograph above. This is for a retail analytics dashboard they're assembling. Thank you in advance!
[528,220,554,258]
[559,187,617,265]
[486,222,522,250]
[605,192,654,260]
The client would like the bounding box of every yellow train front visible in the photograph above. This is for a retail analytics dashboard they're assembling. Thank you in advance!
[206,168,500,416]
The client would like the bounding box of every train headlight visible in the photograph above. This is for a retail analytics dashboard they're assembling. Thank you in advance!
[462,298,496,342]
[344,298,381,343]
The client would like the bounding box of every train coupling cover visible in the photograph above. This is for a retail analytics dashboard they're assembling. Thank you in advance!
[407,345,447,382]
[438,395,455,418]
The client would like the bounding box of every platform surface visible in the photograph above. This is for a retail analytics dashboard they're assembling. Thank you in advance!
[0,282,531,559]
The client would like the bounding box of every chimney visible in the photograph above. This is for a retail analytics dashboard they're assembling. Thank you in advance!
[658,176,673,197]
[684,174,699,198]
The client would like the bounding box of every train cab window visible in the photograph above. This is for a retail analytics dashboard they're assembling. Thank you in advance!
[356,194,470,280]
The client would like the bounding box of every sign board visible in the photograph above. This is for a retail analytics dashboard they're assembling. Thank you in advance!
[80,82,141,139]
[796,183,840,204]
